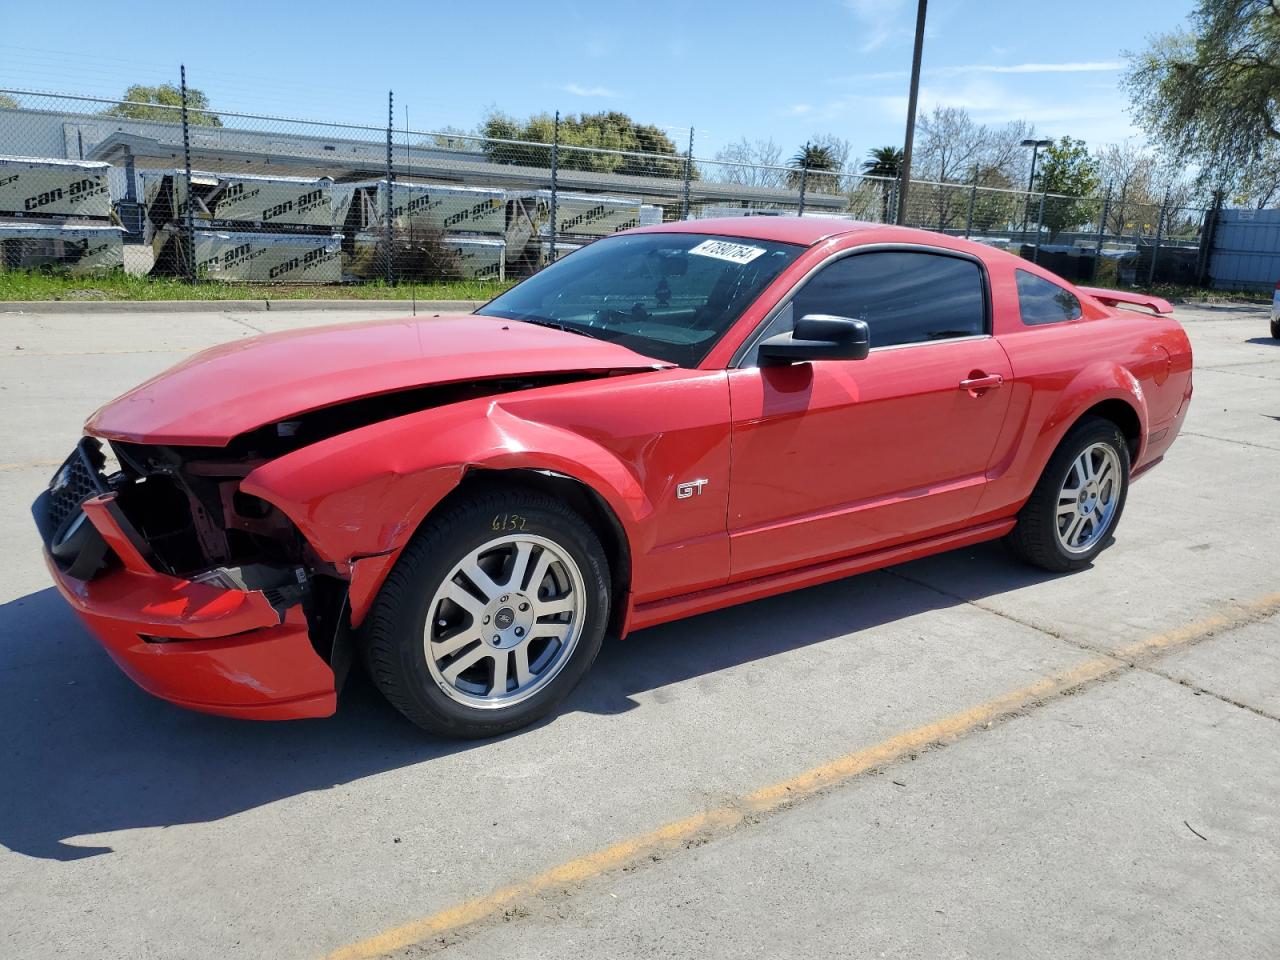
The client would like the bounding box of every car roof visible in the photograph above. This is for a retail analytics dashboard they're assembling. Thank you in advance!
[628,215,1001,252]
[630,215,875,245]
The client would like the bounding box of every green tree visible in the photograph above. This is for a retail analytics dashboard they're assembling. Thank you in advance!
[969,165,1020,232]
[1032,136,1101,239]
[480,110,687,178]
[1124,0,1280,183]
[103,84,222,126]
[787,142,841,194]
[860,146,902,179]
[861,146,902,221]
[0,93,18,109]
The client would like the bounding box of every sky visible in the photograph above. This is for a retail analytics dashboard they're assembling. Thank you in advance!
[0,0,1198,162]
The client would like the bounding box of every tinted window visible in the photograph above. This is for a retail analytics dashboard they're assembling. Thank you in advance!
[483,233,802,367]
[1016,269,1082,325]
[789,251,986,348]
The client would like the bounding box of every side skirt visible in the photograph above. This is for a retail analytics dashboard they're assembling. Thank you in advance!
[625,517,1016,634]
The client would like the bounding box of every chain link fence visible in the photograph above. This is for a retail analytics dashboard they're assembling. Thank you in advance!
[0,78,1239,291]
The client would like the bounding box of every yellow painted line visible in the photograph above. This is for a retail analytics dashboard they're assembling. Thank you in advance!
[323,591,1280,960]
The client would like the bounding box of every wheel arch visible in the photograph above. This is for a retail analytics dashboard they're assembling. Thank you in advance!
[1075,397,1142,462]
[1039,361,1149,470]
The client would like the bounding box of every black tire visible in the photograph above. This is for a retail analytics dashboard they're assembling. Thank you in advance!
[362,487,610,738]
[1270,317,1280,340]
[1005,416,1131,573]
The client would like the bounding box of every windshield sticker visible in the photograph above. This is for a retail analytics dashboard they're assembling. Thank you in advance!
[688,239,767,264]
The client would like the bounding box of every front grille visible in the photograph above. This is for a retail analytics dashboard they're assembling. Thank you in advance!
[46,439,108,531]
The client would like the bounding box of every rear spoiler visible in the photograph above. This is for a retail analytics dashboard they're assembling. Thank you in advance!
[1077,287,1174,316]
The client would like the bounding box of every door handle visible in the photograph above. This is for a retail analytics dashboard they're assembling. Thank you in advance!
[959,373,1004,393]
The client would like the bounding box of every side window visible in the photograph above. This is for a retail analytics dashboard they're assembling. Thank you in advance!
[1016,269,1081,325]
[789,251,987,348]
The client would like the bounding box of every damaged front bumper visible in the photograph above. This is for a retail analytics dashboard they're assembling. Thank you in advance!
[34,439,340,720]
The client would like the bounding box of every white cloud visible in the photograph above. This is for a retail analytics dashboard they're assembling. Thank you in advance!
[843,0,910,52]
[786,103,814,116]
[934,61,1123,76]
[829,61,1123,86]
[560,83,619,98]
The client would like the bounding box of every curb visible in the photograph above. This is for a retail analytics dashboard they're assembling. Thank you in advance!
[0,299,486,315]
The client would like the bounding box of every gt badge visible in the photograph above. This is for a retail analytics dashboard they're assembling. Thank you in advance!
[676,478,708,499]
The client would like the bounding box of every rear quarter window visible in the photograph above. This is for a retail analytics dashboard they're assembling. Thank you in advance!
[1016,269,1082,325]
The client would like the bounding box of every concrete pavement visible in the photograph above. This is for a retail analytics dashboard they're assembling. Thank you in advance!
[0,302,1276,959]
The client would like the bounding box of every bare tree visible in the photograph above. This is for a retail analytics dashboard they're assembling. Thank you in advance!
[711,138,786,187]
[1094,142,1160,234]
[979,119,1036,187]
[914,107,992,229]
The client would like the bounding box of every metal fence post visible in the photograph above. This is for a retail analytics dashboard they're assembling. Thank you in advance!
[549,111,559,264]
[179,65,196,283]
[681,127,694,220]
[384,90,394,287]
[797,142,809,217]
[964,177,977,238]
[1196,189,1224,288]
[1033,191,1046,263]
[1148,185,1171,286]
[1094,184,1112,279]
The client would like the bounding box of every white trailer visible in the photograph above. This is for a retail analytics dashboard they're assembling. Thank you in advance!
[332,181,507,235]
[0,156,113,219]
[347,232,505,280]
[512,190,645,237]
[139,170,335,230]
[150,228,343,283]
[0,222,124,273]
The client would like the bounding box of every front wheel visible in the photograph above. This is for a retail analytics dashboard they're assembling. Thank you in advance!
[363,488,610,738]
[1006,417,1131,572]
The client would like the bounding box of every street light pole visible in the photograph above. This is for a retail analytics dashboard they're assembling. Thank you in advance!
[1020,137,1052,238]
[894,0,927,226]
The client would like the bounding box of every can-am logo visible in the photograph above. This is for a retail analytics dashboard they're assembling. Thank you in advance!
[390,192,443,222]
[21,179,101,212]
[561,205,607,232]
[267,245,338,279]
[443,198,502,228]
[197,241,263,272]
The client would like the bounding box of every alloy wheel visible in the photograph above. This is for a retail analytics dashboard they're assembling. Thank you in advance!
[424,534,585,709]
[1056,441,1122,554]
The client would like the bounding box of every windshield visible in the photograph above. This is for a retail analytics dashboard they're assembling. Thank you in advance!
[482,233,803,367]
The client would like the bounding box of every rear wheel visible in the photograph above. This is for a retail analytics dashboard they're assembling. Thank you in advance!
[1270,317,1280,340]
[363,488,610,737]
[1006,417,1130,572]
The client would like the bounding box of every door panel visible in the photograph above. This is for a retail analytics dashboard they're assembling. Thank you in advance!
[727,337,1013,579]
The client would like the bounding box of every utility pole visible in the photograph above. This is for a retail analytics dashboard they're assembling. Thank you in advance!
[894,0,927,225]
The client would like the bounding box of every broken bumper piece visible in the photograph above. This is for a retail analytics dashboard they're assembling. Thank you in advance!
[45,551,337,719]
[39,485,336,720]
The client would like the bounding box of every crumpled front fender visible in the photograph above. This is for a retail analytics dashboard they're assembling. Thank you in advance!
[241,395,647,575]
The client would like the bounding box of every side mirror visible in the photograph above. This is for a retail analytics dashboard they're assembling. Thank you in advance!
[758,314,870,365]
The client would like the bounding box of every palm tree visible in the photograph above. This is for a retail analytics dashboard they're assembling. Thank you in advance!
[787,143,841,194]
[861,146,902,178]
[862,147,903,223]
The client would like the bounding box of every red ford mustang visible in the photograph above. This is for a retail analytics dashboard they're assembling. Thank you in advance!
[34,218,1193,737]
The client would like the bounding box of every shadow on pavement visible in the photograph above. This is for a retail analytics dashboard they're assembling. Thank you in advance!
[0,541,1052,861]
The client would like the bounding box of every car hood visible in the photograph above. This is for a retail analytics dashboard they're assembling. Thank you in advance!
[87,313,670,446]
